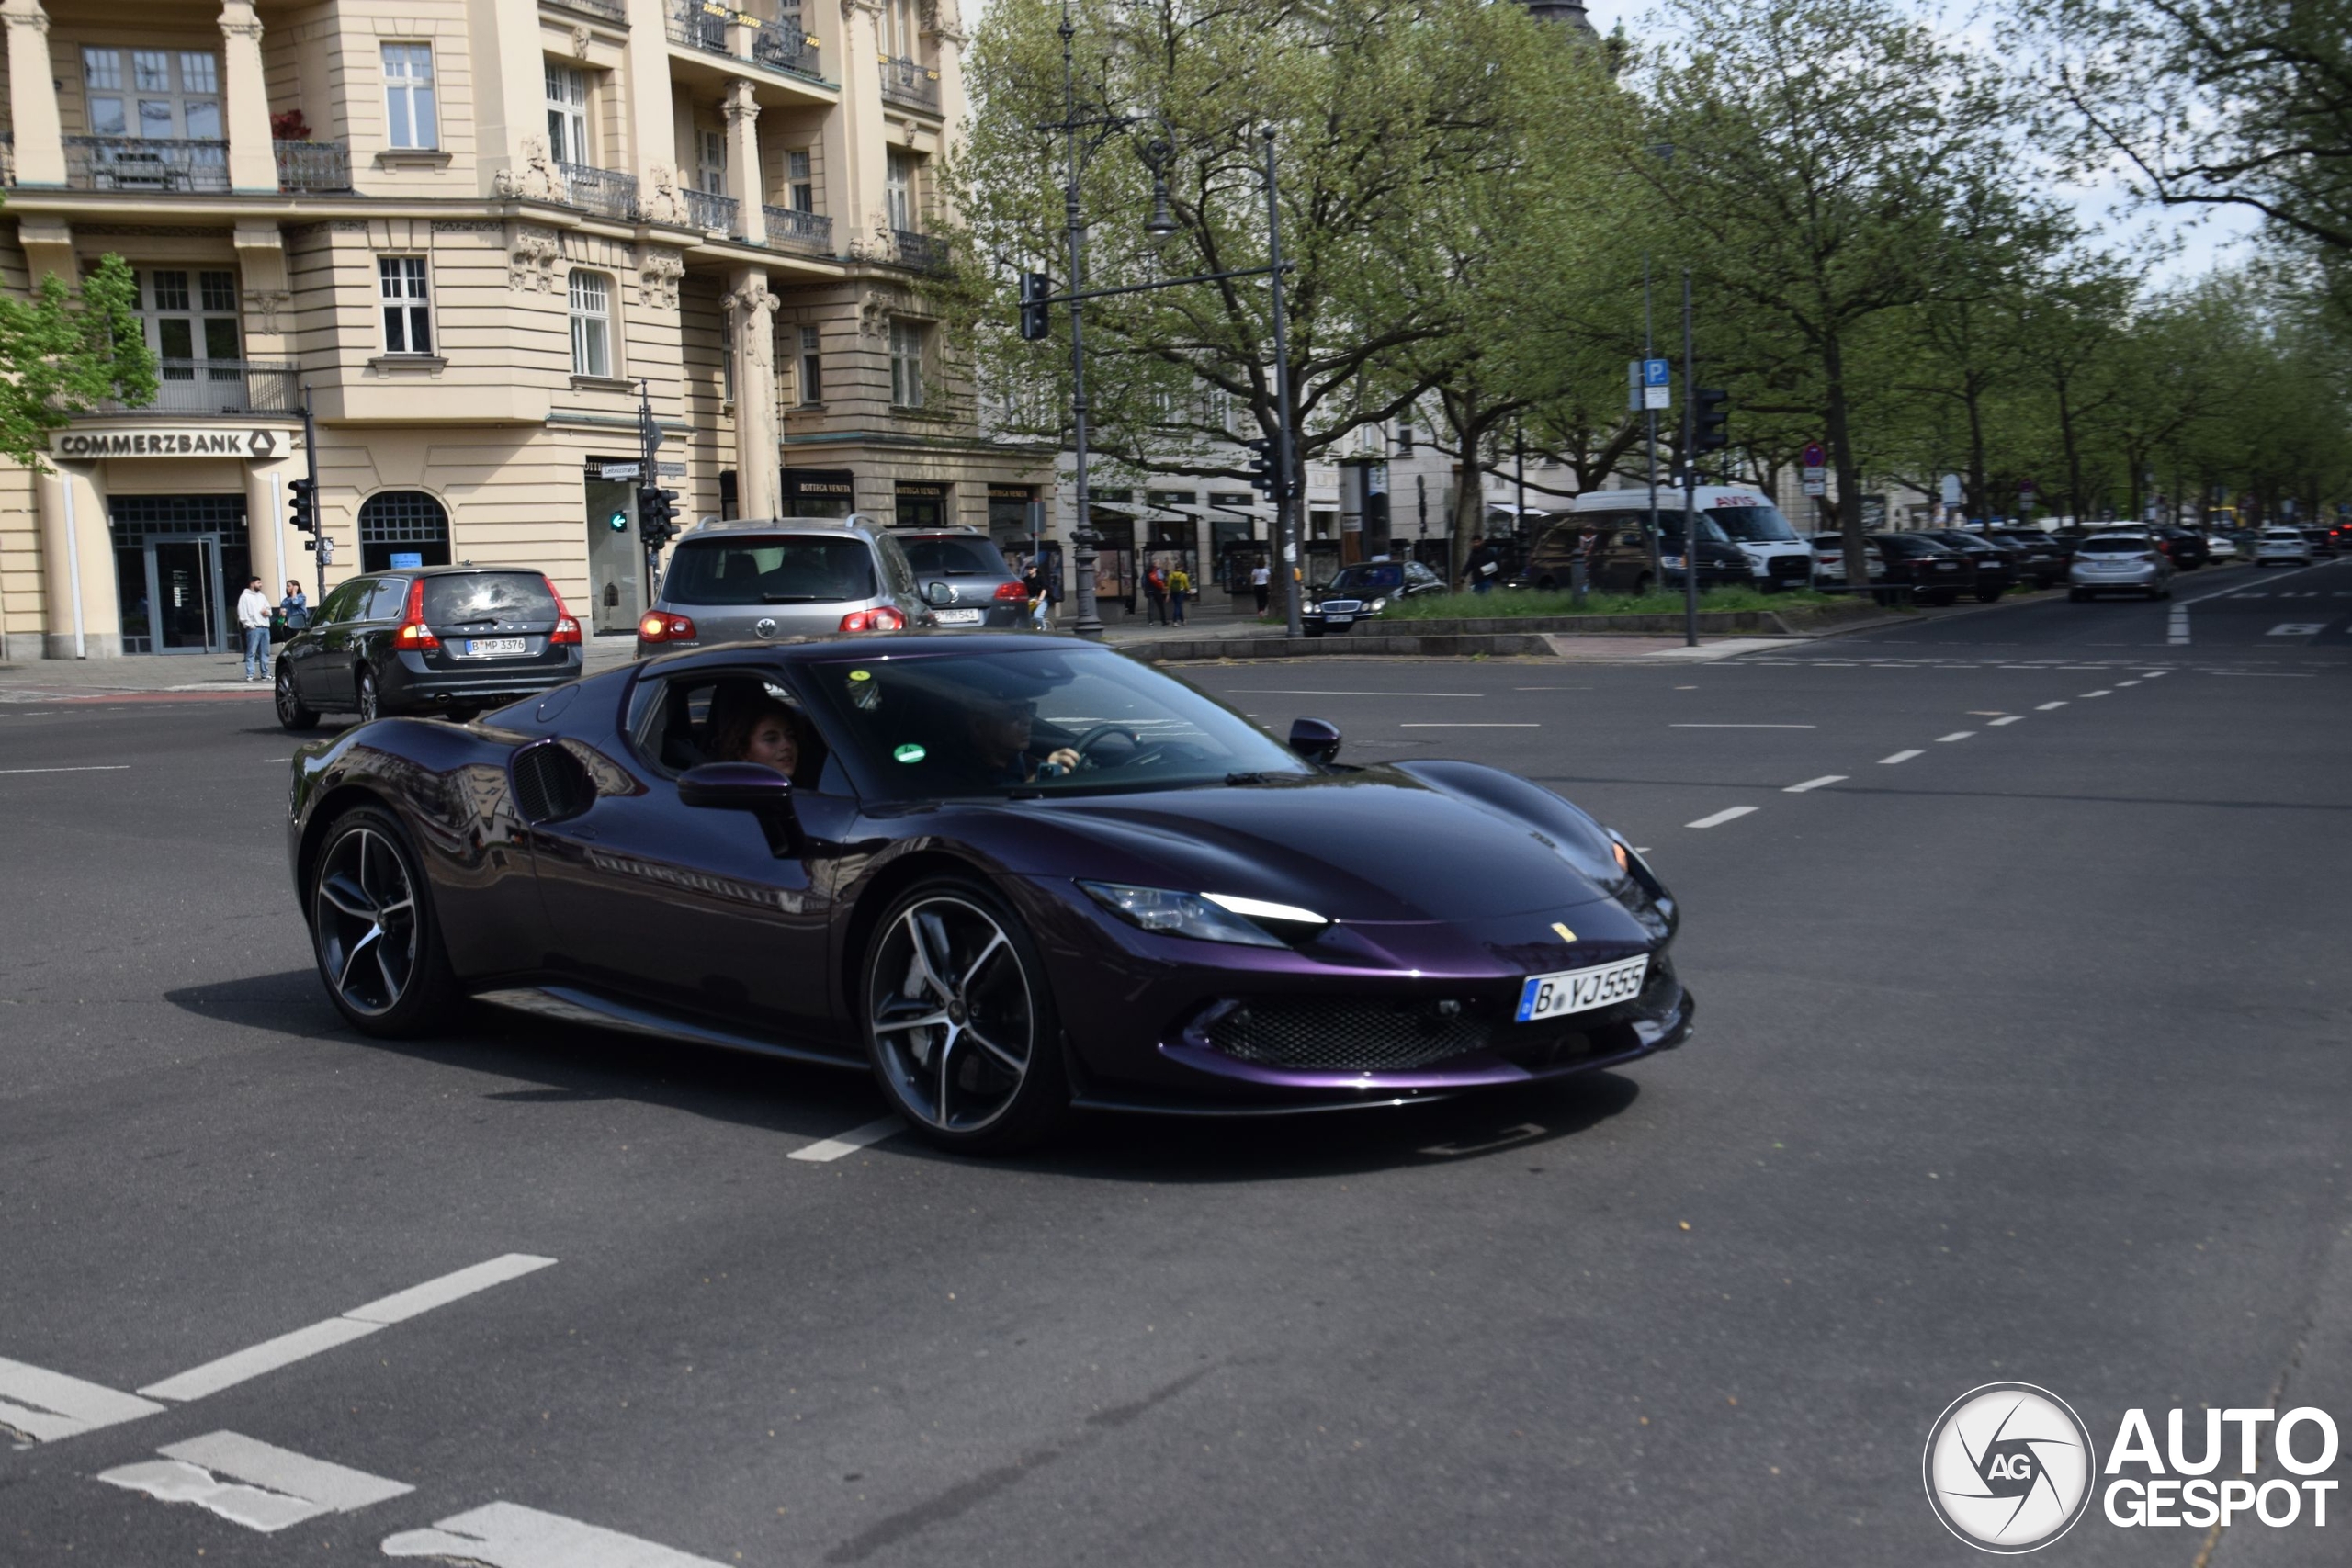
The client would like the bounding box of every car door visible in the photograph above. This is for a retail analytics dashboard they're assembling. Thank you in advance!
[294,579,370,707]
[522,665,849,1040]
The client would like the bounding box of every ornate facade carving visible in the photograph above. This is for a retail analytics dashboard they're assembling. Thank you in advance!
[2,4,50,39]
[639,250,684,310]
[508,225,562,292]
[241,288,290,335]
[492,136,565,204]
[640,164,689,227]
[571,24,593,59]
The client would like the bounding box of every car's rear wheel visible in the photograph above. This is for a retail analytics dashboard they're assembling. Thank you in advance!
[356,669,380,724]
[863,879,1069,1154]
[275,664,319,731]
[309,806,458,1038]
[1974,587,2002,603]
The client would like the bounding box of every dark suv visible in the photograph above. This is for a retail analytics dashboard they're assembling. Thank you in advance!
[895,526,1030,627]
[1924,530,2016,601]
[275,566,581,729]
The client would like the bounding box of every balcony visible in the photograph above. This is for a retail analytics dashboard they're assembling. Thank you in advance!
[878,55,941,112]
[557,161,639,220]
[667,0,729,54]
[893,229,948,271]
[119,360,300,415]
[763,204,832,254]
[751,17,822,82]
[548,0,628,21]
[273,140,351,193]
[65,136,229,193]
[683,186,740,236]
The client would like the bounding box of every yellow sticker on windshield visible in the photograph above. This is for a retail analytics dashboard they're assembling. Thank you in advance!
[849,669,871,681]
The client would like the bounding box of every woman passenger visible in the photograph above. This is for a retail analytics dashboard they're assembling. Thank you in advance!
[711,695,803,779]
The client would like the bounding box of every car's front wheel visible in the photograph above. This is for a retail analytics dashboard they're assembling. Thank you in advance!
[275,664,319,731]
[863,879,1069,1154]
[309,805,458,1037]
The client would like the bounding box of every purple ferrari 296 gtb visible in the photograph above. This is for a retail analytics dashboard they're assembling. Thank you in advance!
[287,634,1693,1152]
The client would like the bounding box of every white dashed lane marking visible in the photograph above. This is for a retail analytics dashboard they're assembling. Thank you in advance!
[1879,750,1923,765]
[1685,807,1758,829]
[789,1116,905,1164]
[381,1500,729,1568]
[2037,702,2068,711]
[1668,724,1816,728]
[1784,775,1846,793]
[1936,732,1974,743]
[0,1359,164,1443]
[98,1430,412,1533]
[1989,716,2022,727]
[1400,723,1540,728]
[0,764,131,776]
[2081,690,2113,698]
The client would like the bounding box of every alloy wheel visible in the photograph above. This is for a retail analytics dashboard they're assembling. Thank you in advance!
[868,897,1035,1134]
[312,827,419,1017]
[356,672,379,724]
[275,668,301,725]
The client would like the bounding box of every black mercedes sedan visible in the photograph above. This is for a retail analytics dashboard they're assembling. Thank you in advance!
[275,565,582,729]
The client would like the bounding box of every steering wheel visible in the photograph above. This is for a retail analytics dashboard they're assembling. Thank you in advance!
[1068,723,1145,765]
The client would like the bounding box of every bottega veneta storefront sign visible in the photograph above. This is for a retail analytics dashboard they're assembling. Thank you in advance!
[51,427,287,460]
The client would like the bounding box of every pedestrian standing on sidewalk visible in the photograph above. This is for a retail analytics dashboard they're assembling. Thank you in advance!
[279,580,309,631]
[1464,536,1499,595]
[236,576,274,682]
[1144,563,1169,624]
[1250,558,1270,615]
[1023,558,1050,630]
[1168,565,1191,626]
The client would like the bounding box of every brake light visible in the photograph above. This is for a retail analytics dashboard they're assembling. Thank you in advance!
[994,580,1030,601]
[840,606,908,633]
[638,612,695,644]
[392,578,439,650]
[544,576,582,645]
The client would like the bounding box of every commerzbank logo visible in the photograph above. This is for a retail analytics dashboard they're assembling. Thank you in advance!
[1923,1383,2096,1552]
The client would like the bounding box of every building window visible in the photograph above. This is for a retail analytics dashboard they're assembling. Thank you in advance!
[357,491,452,572]
[798,324,822,404]
[382,44,437,150]
[83,48,220,141]
[885,151,914,232]
[882,0,920,61]
[889,319,925,409]
[379,257,433,355]
[545,63,590,165]
[786,150,814,211]
[569,270,612,378]
[139,268,242,378]
[721,338,735,405]
[697,129,726,195]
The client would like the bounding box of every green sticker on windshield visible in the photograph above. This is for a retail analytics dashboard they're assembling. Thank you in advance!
[893,743,926,764]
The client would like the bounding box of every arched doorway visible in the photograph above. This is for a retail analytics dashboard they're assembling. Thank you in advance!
[358,491,451,571]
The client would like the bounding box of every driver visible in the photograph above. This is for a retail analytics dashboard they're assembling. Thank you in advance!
[967,695,1080,786]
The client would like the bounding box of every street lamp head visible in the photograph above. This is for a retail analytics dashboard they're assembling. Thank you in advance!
[1138,136,1180,243]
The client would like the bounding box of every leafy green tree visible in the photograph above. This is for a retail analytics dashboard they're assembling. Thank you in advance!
[0,253,156,469]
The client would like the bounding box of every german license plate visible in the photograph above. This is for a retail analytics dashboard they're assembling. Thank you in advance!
[1323,614,1353,626]
[934,608,984,626]
[464,637,527,657]
[1515,955,1649,1022]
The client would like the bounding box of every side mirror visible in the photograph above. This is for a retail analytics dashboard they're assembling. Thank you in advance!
[1288,716,1341,764]
[678,761,796,811]
[922,580,956,607]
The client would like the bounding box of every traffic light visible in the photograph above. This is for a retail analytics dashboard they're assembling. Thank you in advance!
[1242,437,1284,500]
[288,478,317,536]
[1018,271,1052,342]
[636,485,679,551]
[1692,388,1732,453]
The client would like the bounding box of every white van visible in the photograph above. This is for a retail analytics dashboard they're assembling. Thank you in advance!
[1571,484,1815,590]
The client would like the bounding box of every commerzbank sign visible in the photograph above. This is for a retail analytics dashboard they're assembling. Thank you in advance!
[50,427,287,460]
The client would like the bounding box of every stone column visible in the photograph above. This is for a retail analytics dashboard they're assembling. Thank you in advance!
[831,0,890,256]
[932,6,969,175]
[723,80,767,246]
[3,0,65,186]
[219,0,277,192]
[39,464,122,659]
[727,271,781,519]
[244,457,291,607]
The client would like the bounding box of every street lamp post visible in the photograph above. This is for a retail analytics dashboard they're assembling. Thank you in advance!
[1261,126,1302,638]
[1055,12,1106,638]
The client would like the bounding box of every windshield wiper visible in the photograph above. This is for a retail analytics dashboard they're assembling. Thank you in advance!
[440,617,502,627]
[760,593,831,604]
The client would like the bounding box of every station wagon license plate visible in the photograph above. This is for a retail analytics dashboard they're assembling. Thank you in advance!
[1515,955,1649,1022]
[934,608,984,626]
[463,637,527,658]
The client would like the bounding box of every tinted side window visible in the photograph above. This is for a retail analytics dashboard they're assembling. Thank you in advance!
[317,580,372,625]
[364,579,412,620]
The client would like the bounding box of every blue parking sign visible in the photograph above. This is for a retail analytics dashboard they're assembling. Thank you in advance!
[1643,358,1671,387]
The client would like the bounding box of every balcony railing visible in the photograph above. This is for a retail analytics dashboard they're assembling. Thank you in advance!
[119,360,300,415]
[878,55,941,112]
[557,161,639,220]
[667,0,729,53]
[752,17,821,81]
[273,139,351,192]
[65,136,229,193]
[548,0,628,22]
[762,204,832,254]
[893,229,948,271]
[683,186,740,236]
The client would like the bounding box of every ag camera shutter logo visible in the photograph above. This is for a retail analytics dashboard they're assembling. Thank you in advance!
[1923,1382,2097,1552]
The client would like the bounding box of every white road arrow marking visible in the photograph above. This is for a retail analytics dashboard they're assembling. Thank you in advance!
[382,1501,729,1568]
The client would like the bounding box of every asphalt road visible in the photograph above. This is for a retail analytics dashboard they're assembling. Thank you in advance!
[3,555,2349,1566]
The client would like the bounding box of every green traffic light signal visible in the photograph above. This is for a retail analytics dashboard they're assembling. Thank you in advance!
[609,511,629,532]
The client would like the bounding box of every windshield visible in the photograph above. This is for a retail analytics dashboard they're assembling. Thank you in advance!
[1703,502,1799,543]
[797,646,1312,799]
[1657,514,1733,544]
[665,536,876,605]
[899,536,1009,578]
[423,572,556,626]
[1326,563,1405,593]
[1879,535,1951,557]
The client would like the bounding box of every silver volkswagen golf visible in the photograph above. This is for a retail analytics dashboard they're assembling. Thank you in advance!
[634,515,934,655]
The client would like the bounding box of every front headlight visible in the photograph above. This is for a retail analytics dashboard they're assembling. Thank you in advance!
[1080,882,1328,946]
[1368,597,1388,612]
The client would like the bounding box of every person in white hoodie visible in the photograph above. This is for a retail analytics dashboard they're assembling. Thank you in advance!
[235,575,274,682]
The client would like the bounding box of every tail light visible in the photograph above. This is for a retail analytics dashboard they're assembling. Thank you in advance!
[638,612,696,643]
[993,581,1030,601]
[392,578,439,650]
[545,576,582,646]
[840,606,908,633]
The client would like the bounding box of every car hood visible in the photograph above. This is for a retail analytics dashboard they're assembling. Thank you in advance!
[992,768,1619,923]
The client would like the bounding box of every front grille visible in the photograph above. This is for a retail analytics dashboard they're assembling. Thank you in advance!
[1317,599,1363,614]
[1204,999,1494,1072]
[1768,555,1810,578]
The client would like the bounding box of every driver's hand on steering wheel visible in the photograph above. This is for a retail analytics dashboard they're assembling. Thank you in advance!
[1035,746,1083,778]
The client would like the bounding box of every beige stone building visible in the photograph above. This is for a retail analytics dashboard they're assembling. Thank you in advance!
[0,0,1046,659]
